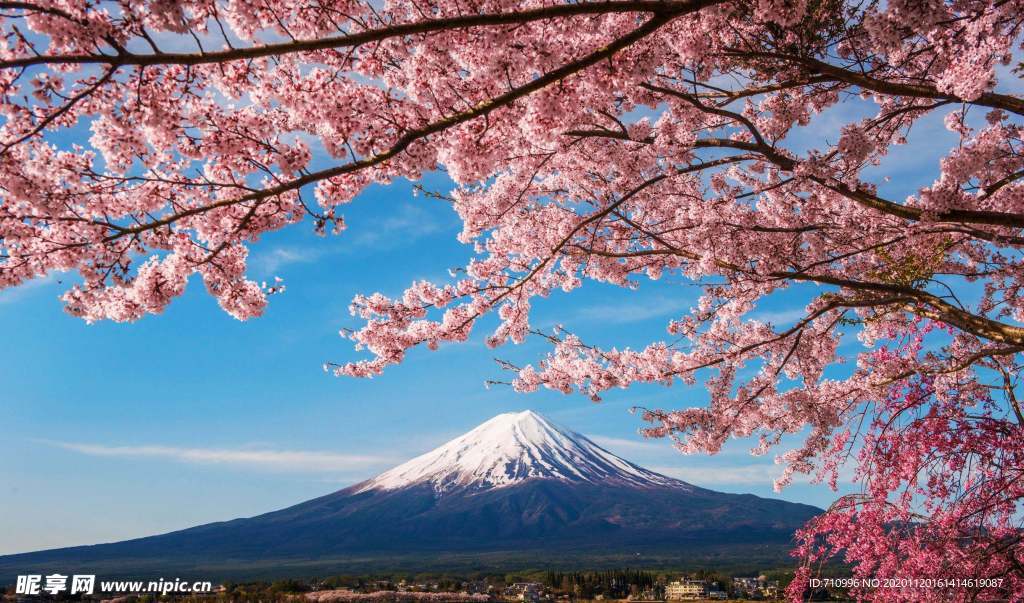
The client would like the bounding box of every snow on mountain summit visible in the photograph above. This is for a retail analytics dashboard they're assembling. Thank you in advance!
[356,410,688,494]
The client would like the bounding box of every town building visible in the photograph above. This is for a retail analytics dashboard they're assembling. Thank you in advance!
[664,579,706,600]
[506,582,545,602]
[732,575,781,599]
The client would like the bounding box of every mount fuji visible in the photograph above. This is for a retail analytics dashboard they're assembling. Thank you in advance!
[0,411,821,579]
[355,409,682,493]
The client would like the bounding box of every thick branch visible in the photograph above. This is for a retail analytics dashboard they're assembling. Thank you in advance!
[1,1,706,69]
[728,50,1024,117]
[689,138,1024,230]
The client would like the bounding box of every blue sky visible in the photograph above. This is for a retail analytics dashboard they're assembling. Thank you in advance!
[1,68,994,556]
[0,171,858,556]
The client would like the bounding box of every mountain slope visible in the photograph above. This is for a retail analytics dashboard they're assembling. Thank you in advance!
[0,411,821,579]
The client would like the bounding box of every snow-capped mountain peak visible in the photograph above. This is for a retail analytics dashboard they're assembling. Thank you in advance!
[356,410,687,494]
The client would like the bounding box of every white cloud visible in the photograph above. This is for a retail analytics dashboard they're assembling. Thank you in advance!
[650,462,858,488]
[587,434,668,453]
[250,203,453,278]
[574,296,690,325]
[348,203,448,249]
[748,306,810,326]
[40,440,396,473]
[254,246,319,274]
[574,298,814,329]
[648,463,782,485]
[0,273,60,305]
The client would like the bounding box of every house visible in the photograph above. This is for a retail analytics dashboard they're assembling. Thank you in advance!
[507,582,544,602]
[761,580,781,599]
[732,577,760,595]
[665,579,706,600]
[463,580,491,595]
[733,575,781,599]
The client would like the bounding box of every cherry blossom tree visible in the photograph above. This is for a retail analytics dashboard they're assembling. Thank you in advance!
[2,0,1023,600]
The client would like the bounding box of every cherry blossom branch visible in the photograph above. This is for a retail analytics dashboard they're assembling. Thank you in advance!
[87,7,704,243]
[729,50,1024,117]
[0,1,711,69]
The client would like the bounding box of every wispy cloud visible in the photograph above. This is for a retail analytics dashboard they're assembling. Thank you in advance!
[252,203,454,277]
[253,247,319,275]
[574,298,814,329]
[651,462,857,487]
[40,440,396,473]
[649,464,781,485]
[587,434,668,453]
[748,306,809,326]
[0,273,60,305]
[348,203,450,249]
[574,296,690,325]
